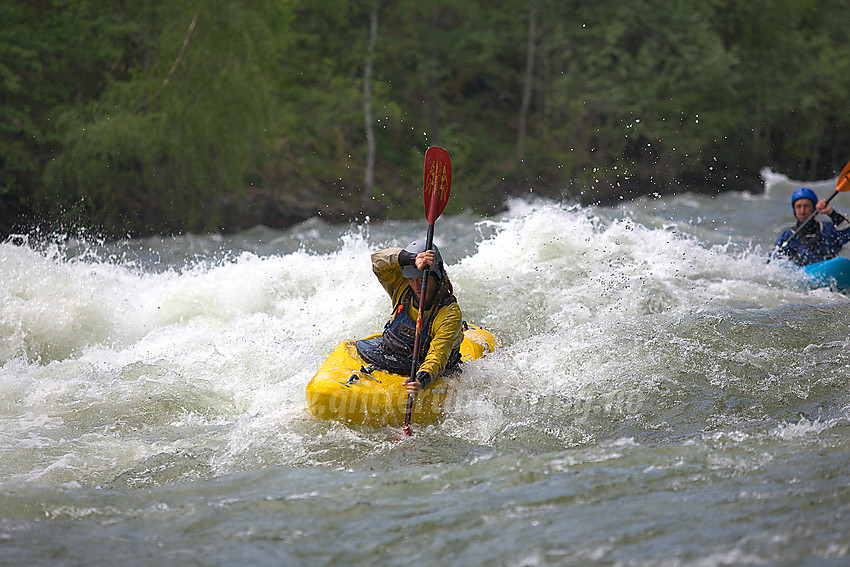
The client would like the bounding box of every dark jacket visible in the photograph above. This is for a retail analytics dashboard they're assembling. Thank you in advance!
[774,211,850,266]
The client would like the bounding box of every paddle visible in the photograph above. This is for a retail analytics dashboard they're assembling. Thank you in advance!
[402,146,452,436]
[777,158,850,252]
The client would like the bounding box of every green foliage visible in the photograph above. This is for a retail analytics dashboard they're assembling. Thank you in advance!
[2,0,849,236]
[533,0,739,202]
[0,2,40,197]
[37,0,296,235]
[0,0,139,231]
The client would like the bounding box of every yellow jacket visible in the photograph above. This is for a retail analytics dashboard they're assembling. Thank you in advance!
[371,248,463,378]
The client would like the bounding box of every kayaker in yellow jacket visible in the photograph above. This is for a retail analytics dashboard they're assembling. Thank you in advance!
[355,240,463,399]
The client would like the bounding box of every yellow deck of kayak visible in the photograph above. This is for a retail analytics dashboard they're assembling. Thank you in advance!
[306,324,496,428]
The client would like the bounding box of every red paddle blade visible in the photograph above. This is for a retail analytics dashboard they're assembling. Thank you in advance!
[391,424,414,441]
[423,146,452,224]
[837,158,850,193]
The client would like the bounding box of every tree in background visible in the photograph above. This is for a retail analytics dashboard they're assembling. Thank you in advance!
[0,0,140,233]
[39,0,294,235]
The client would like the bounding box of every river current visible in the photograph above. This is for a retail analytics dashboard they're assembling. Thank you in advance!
[2,169,849,566]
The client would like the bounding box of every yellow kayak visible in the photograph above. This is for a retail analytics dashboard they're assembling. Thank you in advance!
[306,324,496,428]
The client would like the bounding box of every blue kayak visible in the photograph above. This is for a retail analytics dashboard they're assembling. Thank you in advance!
[803,257,850,291]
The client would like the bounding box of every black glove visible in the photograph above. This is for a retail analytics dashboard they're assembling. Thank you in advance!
[398,249,417,266]
[830,209,848,227]
[415,370,433,388]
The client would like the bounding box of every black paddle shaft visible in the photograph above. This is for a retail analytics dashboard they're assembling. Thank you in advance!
[404,223,435,427]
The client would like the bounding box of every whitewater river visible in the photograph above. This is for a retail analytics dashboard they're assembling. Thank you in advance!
[2,169,850,566]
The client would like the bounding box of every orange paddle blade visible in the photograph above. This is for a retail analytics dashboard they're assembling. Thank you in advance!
[837,158,850,193]
[423,146,452,224]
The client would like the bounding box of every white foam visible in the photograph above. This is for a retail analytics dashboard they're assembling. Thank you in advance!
[2,184,848,480]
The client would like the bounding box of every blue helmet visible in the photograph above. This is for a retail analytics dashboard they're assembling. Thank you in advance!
[791,187,818,211]
[401,239,444,280]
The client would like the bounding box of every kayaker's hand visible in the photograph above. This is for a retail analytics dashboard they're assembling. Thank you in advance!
[415,250,436,271]
[403,371,432,398]
[402,377,422,397]
[817,199,834,215]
